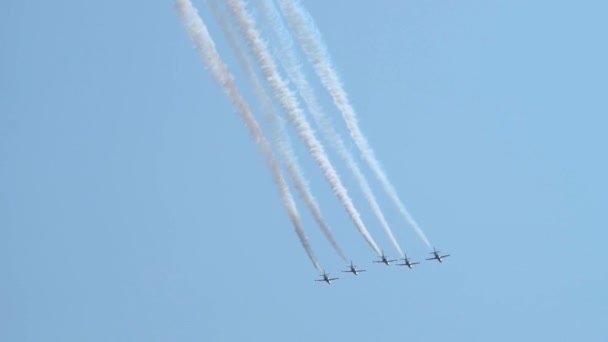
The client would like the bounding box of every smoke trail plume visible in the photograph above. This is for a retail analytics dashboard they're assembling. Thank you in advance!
[259,0,403,257]
[175,0,321,270]
[276,0,432,248]
[207,0,348,262]
[225,0,381,255]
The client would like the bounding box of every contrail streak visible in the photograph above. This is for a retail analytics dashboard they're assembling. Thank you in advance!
[226,0,381,255]
[175,0,321,271]
[259,0,403,257]
[276,0,432,248]
[206,0,348,262]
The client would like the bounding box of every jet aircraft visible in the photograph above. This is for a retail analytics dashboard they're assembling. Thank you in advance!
[342,261,366,275]
[315,270,339,284]
[373,251,397,266]
[426,247,450,263]
[396,253,420,269]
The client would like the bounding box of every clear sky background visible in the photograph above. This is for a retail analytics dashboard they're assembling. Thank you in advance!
[2,0,607,341]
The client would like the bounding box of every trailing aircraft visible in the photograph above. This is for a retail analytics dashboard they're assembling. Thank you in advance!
[315,270,339,284]
[426,247,450,263]
[396,253,420,269]
[342,261,366,275]
[373,251,397,266]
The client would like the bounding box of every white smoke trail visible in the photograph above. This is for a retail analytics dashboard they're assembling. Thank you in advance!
[259,0,403,257]
[276,0,432,249]
[175,0,321,271]
[226,0,381,255]
[206,0,348,262]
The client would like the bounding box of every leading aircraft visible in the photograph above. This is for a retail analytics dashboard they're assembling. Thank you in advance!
[373,251,397,266]
[342,261,366,275]
[315,270,339,284]
[396,253,420,269]
[426,247,450,263]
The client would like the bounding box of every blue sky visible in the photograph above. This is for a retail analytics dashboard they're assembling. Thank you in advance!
[2,0,607,341]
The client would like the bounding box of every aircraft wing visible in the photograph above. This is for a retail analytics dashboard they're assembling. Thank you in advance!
[426,257,437,260]
[329,278,339,281]
[412,262,420,265]
[441,254,450,258]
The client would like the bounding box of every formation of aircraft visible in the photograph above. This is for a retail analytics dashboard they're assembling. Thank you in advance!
[373,251,398,266]
[426,247,450,263]
[396,253,420,269]
[315,270,339,284]
[315,247,450,283]
[342,261,366,275]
